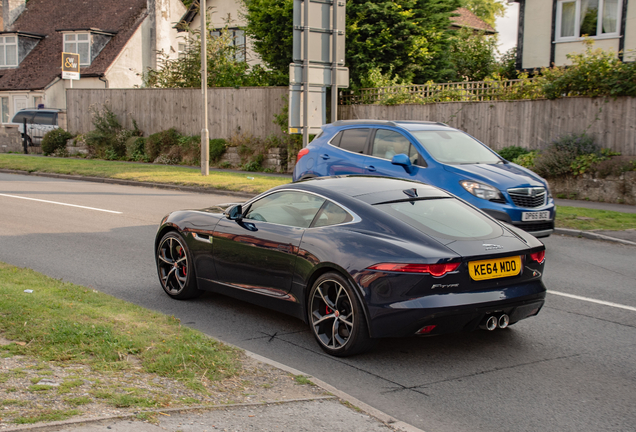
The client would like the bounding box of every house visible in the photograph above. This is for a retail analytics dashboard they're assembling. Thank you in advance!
[450,7,497,35]
[513,0,635,70]
[0,0,186,125]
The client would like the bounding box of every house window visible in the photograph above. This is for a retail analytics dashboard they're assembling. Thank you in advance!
[556,0,622,41]
[0,36,18,67]
[210,28,246,61]
[64,33,91,66]
[1,97,9,123]
[178,42,187,59]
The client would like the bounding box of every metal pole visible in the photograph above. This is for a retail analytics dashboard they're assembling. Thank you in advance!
[331,0,338,123]
[200,0,210,176]
[302,0,309,148]
[22,118,28,154]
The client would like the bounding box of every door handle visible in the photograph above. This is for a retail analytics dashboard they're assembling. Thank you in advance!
[366,166,376,172]
[321,154,330,160]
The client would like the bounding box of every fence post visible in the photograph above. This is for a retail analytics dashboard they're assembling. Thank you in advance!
[22,118,28,154]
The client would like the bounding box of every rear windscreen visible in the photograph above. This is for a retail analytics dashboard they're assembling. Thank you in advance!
[33,112,56,125]
[375,198,501,240]
[11,112,33,124]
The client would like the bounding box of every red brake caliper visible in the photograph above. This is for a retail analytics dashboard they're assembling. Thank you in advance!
[179,247,186,275]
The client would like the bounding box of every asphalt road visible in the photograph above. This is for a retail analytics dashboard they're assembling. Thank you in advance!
[1,173,635,432]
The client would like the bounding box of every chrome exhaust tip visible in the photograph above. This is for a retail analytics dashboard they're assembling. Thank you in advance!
[498,314,510,329]
[485,315,498,331]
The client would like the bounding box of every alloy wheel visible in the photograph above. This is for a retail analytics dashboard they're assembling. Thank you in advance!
[157,235,188,295]
[310,279,355,350]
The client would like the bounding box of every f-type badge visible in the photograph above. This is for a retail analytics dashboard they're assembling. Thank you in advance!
[482,244,504,251]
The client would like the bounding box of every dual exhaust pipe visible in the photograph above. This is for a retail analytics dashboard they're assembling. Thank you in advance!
[481,314,509,331]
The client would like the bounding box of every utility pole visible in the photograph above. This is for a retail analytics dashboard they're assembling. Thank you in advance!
[200,0,209,176]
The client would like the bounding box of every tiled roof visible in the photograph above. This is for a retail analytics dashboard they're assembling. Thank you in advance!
[450,7,496,34]
[0,0,148,91]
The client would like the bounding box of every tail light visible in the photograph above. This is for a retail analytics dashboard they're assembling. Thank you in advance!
[530,250,545,264]
[367,262,460,277]
[296,148,310,163]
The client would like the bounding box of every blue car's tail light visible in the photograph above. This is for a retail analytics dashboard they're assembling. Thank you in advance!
[367,262,460,277]
[297,148,310,163]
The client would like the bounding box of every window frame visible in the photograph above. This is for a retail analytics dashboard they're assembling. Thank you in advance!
[210,27,246,62]
[1,97,10,123]
[0,35,18,67]
[555,0,623,43]
[63,32,91,66]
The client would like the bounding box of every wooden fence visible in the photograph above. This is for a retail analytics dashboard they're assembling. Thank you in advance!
[339,79,540,105]
[67,87,288,139]
[339,97,636,156]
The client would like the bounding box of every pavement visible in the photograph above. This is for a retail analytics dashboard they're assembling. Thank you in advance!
[0,170,634,432]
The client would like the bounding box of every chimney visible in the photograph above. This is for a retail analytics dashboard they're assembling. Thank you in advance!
[2,0,26,31]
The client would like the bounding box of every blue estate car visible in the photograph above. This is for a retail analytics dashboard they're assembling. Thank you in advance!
[293,120,555,237]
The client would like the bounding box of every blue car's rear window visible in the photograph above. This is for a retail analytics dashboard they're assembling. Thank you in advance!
[375,198,502,240]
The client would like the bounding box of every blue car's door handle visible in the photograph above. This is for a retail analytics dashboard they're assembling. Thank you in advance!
[366,166,376,172]
[321,154,330,160]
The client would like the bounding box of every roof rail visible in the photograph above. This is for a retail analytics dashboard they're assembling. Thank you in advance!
[331,119,449,127]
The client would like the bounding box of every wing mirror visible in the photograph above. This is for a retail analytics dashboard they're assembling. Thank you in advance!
[226,204,243,221]
[391,153,413,174]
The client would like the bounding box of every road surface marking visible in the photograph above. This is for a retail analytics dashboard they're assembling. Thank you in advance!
[0,193,122,214]
[548,290,636,312]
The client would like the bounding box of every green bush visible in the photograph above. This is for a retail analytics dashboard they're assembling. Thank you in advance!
[42,129,73,156]
[145,128,181,162]
[126,137,148,162]
[533,133,600,178]
[84,105,141,160]
[497,146,529,162]
[209,138,227,162]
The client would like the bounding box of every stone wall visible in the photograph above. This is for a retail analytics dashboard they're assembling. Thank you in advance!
[550,172,636,205]
[0,125,24,153]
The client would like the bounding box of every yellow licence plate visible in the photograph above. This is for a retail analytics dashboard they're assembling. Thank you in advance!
[469,256,522,281]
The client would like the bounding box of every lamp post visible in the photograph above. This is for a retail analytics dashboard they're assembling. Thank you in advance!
[200,0,209,176]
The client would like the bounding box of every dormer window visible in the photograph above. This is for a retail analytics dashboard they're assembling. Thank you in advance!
[58,29,116,68]
[64,33,90,66]
[0,36,18,67]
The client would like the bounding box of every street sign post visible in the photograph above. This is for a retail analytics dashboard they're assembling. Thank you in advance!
[61,53,80,85]
[289,0,348,146]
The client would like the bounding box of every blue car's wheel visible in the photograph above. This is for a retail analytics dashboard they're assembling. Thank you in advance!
[309,272,374,357]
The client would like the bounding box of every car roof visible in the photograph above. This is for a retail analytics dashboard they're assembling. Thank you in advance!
[292,176,451,204]
[15,108,61,113]
[327,119,455,132]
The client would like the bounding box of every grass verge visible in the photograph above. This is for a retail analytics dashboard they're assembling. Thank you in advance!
[0,262,241,388]
[555,206,636,231]
[0,154,290,195]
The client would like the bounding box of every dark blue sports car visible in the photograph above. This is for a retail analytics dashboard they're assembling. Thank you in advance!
[155,176,547,356]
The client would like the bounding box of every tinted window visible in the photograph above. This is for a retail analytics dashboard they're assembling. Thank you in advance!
[312,201,353,228]
[33,112,56,125]
[371,130,421,164]
[244,191,325,228]
[411,131,501,164]
[375,198,501,240]
[339,128,369,154]
[11,111,34,124]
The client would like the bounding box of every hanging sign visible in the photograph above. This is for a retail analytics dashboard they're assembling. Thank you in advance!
[61,52,80,80]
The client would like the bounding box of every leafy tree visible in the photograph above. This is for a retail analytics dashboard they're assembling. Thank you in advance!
[495,47,518,79]
[143,20,281,88]
[448,28,497,81]
[460,0,506,27]
[244,0,461,88]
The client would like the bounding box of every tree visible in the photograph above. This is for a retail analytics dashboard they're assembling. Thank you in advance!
[244,0,461,88]
[143,22,280,88]
[448,28,498,81]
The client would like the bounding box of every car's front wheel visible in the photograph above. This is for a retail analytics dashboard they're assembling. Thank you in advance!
[156,231,201,300]
[308,272,375,357]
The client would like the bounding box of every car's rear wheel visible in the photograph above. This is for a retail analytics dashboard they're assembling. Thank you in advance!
[156,231,201,299]
[308,272,374,357]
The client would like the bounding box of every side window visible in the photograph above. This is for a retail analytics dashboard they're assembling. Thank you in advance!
[33,112,56,125]
[330,131,343,147]
[339,128,370,154]
[11,111,33,124]
[312,201,353,228]
[244,191,325,228]
[372,129,423,165]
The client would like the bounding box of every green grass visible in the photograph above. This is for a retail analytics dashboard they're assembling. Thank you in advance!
[293,375,314,386]
[13,409,80,424]
[556,206,636,231]
[0,154,290,195]
[0,262,242,390]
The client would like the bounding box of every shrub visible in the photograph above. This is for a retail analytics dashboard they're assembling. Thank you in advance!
[84,105,141,160]
[209,138,227,162]
[145,128,181,162]
[42,129,73,156]
[497,146,529,162]
[533,133,600,178]
[593,156,636,178]
[126,137,148,162]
